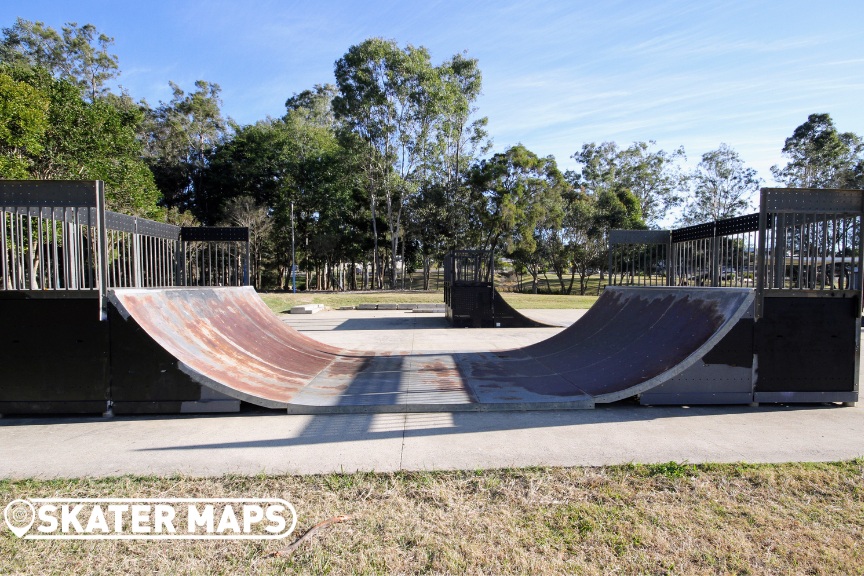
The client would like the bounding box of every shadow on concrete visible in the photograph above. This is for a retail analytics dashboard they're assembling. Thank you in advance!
[329,316,449,331]
[127,402,842,452]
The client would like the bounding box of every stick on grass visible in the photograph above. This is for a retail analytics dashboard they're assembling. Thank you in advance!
[268,514,354,558]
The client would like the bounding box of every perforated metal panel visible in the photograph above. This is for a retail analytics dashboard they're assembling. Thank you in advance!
[763,188,864,214]
[608,229,670,245]
[0,180,99,207]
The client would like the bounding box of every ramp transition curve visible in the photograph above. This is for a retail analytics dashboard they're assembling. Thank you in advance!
[109,286,754,412]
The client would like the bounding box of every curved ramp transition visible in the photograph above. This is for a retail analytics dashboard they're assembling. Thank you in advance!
[109,286,754,412]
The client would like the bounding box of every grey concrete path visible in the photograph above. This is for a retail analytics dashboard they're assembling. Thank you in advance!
[1,308,862,478]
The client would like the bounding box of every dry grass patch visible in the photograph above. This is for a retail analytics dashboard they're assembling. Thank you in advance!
[2,462,862,575]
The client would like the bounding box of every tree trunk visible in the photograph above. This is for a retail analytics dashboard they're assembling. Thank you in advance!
[400,228,407,290]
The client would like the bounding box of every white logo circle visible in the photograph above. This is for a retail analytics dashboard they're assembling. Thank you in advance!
[4,499,35,538]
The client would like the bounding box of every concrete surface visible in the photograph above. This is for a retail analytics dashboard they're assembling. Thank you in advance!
[1,307,862,478]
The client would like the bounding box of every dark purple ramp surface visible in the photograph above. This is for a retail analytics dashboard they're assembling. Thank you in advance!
[109,286,753,412]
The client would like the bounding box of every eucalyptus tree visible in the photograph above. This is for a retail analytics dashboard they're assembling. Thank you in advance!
[0,69,48,177]
[334,38,455,288]
[0,64,160,216]
[205,86,358,290]
[680,144,760,225]
[0,18,119,101]
[572,141,687,227]
[142,80,227,222]
[408,53,489,288]
[468,144,566,285]
[771,113,863,189]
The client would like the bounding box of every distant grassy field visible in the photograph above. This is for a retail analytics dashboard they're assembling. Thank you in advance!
[2,461,862,574]
[259,290,599,313]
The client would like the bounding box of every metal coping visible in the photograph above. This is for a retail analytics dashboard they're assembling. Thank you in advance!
[181,227,249,242]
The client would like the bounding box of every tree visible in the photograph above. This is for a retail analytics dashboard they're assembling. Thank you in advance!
[550,190,607,295]
[680,144,760,225]
[468,144,566,283]
[572,141,687,226]
[334,38,451,288]
[0,64,160,217]
[771,113,863,188]
[407,52,490,289]
[0,70,48,177]
[221,196,272,289]
[204,89,360,290]
[0,18,119,101]
[142,80,227,222]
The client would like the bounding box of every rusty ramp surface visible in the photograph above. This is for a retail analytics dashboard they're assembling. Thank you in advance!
[109,286,754,412]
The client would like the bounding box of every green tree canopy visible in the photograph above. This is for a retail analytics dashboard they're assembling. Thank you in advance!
[142,80,227,222]
[771,113,863,188]
[681,143,760,225]
[0,69,48,177]
[0,64,160,216]
[468,144,566,259]
[572,141,687,226]
[0,18,119,101]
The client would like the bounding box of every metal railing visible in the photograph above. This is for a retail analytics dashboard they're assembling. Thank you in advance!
[1,181,250,311]
[670,213,759,288]
[1,181,107,295]
[608,188,864,313]
[608,213,762,289]
[607,229,671,287]
[756,188,864,310]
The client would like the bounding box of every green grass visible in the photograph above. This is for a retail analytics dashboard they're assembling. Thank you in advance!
[2,461,863,575]
[259,290,599,314]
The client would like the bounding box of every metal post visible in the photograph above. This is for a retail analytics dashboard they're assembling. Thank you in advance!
[711,223,720,287]
[291,201,296,293]
[755,188,768,319]
[243,239,251,287]
[668,236,675,286]
[94,181,109,320]
[132,218,142,289]
[175,237,186,287]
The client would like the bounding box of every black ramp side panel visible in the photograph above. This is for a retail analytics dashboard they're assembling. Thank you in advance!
[702,318,754,368]
[0,293,109,413]
[108,303,204,413]
[756,296,858,393]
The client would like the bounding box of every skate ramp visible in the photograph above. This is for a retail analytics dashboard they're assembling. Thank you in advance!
[491,288,557,327]
[109,286,754,412]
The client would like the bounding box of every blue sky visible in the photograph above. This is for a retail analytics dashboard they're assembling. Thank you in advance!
[3,0,863,185]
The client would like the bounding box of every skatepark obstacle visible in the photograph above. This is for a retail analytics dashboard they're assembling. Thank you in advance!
[608,188,862,405]
[443,250,552,328]
[0,181,860,414]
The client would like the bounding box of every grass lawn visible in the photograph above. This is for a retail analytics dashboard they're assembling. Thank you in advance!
[259,290,599,314]
[2,461,862,574]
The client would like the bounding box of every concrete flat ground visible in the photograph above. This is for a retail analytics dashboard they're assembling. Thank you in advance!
[1,308,862,478]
